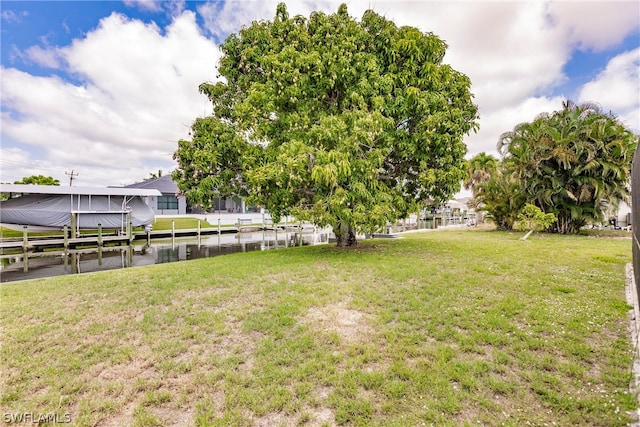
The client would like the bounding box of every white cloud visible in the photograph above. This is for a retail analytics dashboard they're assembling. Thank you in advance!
[465,96,567,156]
[0,145,67,184]
[1,9,28,24]
[23,45,64,68]
[1,10,218,186]
[123,0,186,17]
[197,0,336,40]
[546,1,640,51]
[123,0,163,13]
[578,48,640,132]
[1,1,638,189]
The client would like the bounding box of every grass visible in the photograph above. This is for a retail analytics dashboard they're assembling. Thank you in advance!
[0,227,58,239]
[0,229,636,426]
[152,217,218,231]
[579,228,633,238]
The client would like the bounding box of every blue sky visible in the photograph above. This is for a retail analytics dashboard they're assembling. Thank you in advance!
[1,0,639,187]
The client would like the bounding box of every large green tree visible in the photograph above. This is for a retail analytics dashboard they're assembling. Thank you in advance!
[174,3,478,246]
[493,100,637,233]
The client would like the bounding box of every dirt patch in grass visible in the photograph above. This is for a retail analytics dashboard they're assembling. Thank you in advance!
[92,357,154,382]
[302,302,373,344]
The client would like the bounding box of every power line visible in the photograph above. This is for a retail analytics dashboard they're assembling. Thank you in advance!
[0,158,68,173]
[65,170,79,186]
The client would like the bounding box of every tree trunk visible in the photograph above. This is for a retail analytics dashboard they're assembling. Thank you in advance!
[520,229,534,241]
[334,221,357,247]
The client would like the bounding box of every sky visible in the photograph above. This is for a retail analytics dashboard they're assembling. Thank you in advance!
[1,0,639,189]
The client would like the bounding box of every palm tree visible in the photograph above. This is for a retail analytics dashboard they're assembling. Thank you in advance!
[463,152,499,194]
[473,170,525,230]
[497,100,636,233]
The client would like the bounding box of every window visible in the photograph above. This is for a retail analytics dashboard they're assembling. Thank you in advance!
[157,196,178,210]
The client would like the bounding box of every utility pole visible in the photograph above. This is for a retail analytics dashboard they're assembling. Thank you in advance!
[65,170,78,186]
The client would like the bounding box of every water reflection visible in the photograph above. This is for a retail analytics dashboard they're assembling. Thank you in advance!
[1,229,330,283]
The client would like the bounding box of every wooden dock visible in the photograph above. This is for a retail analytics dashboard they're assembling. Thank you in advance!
[0,235,132,252]
[0,225,282,253]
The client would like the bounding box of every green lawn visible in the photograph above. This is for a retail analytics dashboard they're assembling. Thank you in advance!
[152,217,218,231]
[0,230,636,426]
[0,227,58,239]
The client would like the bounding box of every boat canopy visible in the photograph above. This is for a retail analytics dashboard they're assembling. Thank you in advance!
[0,184,161,229]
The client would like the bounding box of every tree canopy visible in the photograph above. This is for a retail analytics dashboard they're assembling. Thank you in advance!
[14,175,60,186]
[474,101,637,233]
[173,3,478,246]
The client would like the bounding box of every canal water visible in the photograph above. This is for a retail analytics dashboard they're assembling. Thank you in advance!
[0,229,331,283]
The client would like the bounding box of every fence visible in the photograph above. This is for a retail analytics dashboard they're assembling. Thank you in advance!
[632,138,640,301]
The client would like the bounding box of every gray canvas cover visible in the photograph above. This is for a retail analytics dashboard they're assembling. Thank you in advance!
[0,194,154,229]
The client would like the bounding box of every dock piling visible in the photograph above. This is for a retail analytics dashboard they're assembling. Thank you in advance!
[71,213,77,239]
[22,226,28,251]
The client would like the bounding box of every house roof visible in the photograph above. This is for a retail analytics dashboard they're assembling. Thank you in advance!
[0,184,161,197]
[123,174,179,194]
